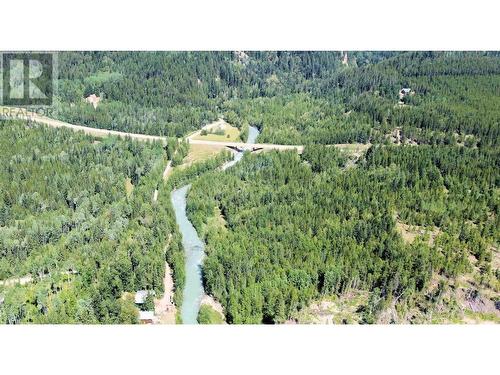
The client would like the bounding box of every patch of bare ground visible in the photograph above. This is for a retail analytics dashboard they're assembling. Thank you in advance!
[395,220,441,246]
[393,224,499,324]
[182,143,227,167]
[434,288,499,324]
[377,305,401,324]
[292,263,499,324]
[404,265,500,324]
[0,270,78,288]
[0,275,33,287]
[162,160,173,180]
[291,235,499,324]
[333,143,371,155]
[457,287,498,316]
[388,127,402,145]
[377,277,499,324]
[384,127,419,146]
[289,292,368,324]
[125,178,134,198]
[334,143,371,170]
[491,245,500,270]
[154,261,177,324]
[200,294,226,323]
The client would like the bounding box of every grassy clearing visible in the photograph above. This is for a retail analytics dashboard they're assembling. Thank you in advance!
[395,221,441,246]
[182,144,227,166]
[292,292,368,324]
[334,143,371,156]
[192,122,241,142]
[463,310,500,324]
[198,304,225,324]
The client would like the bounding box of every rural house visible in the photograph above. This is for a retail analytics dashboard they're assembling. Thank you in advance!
[134,290,155,304]
[138,310,155,324]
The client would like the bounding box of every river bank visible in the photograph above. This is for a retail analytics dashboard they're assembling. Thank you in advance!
[171,126,260,324]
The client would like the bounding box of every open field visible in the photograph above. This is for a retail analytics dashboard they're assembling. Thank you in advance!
[182,143,228,166]
[191,119,241,142]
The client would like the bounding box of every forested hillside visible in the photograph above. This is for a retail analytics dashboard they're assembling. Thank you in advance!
[53,51,396,137]
[218,52,500,146]
[53,51,500,147]
[1,51,499,324]
[0,121,182,323]
[186,146,498,323]
[183,52,500,323]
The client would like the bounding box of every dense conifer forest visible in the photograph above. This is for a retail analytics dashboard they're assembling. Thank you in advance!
[53,51,400,137]
[0,121,181,323]
[184,52,500,323]
[1,51,498,323]
[186,143,498,322]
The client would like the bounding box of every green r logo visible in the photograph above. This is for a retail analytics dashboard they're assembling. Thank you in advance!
[1,52,55,106]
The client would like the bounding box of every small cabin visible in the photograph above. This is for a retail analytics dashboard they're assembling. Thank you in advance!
[342,52,348,66]
[134,290,155,305]
[85,94,101,109]
[139,310,155,324]
[399,88,412,99]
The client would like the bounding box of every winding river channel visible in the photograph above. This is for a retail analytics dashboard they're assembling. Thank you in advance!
[171,126,260,324]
